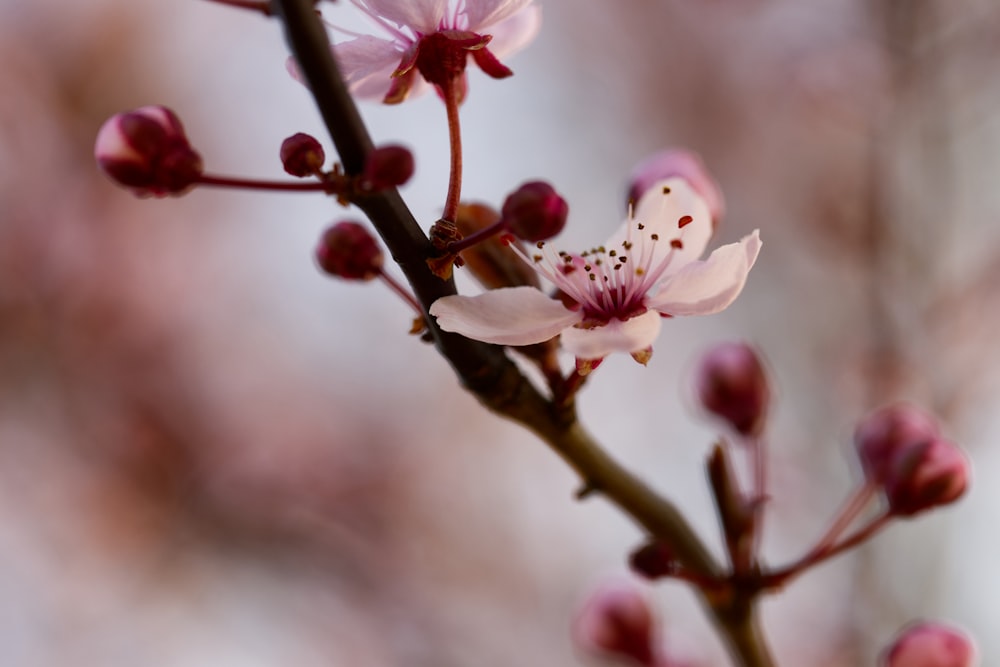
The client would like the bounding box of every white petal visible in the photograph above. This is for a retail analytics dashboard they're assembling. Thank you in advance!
[465,0,534,32]
[646,230,761,316]
[359,0,447,33]
[485,4,541,58]
[639,177,713,271]
[430,286,581,345]
[560,310,663,360]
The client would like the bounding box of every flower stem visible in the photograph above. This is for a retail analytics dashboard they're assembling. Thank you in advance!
[378,270,424,315]
[749,434,768,565]
[197,173,330,192]
[442,221,506,255]
[441,78,464,225]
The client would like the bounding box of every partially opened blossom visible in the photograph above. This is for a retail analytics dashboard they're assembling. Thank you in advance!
[321,0,542,103]
[430,178,761,368]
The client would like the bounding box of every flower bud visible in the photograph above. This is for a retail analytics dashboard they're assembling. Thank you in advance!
[315,221,384,281]
[881,621,977,667]
[883,437,969,517]
[500,181,569,242]
[629,541,679,581]
[573,580,657,667]
[361,144,415,191]
[280,132,325,177]
[854,404,940,483]
[627,149,724,225]
[95,106,203,197]
[694,342,770,437]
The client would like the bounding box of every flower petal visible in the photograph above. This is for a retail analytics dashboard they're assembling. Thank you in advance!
[464,0,534,33]
[485,4,541,59]
[358,0,447,33]
[327,35,407,98]
[646,230,761,316]
[560,310,662,361]
[430,286,581,345]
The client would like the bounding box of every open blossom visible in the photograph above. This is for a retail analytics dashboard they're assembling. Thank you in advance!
[325,0,542,103]
[430,177,761,366]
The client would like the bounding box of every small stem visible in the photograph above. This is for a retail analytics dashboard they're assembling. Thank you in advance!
[202,0,273,15]
[441,78,464,224]
[197,173,330,192]
[762,512,892,589]
[807,482,878,560]
[378,270,423,315]
[749,435,768,565]
[443,222,507,254]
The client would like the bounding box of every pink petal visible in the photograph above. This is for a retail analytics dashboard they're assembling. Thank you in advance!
[646,230,761,316]
[560,310,662,361]
[606,177,714,279]
[484,4,541,59]
[358,0,447,33]
[430,286,581,345]
[465,0,534,33]
[330,35,407,98]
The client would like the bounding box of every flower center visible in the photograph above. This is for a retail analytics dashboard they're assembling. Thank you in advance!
[506,212,685,324]
[413,30,490,88]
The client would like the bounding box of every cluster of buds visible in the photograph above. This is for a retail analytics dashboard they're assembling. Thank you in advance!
[854,404,970,517]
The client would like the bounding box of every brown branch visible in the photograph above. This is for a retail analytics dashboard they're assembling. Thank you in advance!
[270,2,774,664]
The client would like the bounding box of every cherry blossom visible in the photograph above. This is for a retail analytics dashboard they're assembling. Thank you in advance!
[325,0,541,103]
[430,177,761,367]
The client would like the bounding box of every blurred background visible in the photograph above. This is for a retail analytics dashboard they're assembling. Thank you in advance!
[1,0,999,664]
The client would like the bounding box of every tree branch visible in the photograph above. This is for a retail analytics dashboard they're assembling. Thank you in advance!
[270,2,774,663]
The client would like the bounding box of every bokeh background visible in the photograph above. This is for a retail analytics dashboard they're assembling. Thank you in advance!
[1,0,999,664]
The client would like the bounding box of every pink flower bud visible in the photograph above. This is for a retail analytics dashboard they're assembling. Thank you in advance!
[694,342,770,437]
[574,580,658,666]
[881,621,977,667]
[500,181,569,242]
[94,106,203,197]
[883,437,969,517]
[280,132,325,177]
[315,221,384,281]
[627,149,724,225]
[361,145,415,191]
[855,404,941,483]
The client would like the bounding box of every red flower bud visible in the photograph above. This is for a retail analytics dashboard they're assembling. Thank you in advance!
[280,132,325,177]
[629,541,679,581]
[694,342,770,437]
[883,437,969,517]
[500,181,568,242]
[573,580,657,667]
[315,222,384,281]
[361,145,415,191]
[627,149,724,226]
[94,106,203,197]
[854,404,940,483]
[881,621,977,667]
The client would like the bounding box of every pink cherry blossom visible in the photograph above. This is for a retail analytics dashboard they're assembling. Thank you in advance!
[324,0,541,103]
[430,177,761,366]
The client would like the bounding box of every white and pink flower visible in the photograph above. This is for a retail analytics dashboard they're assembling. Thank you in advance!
[430,177,761,368]
[324,0,541,103]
